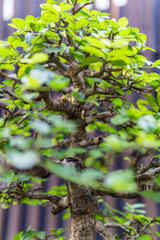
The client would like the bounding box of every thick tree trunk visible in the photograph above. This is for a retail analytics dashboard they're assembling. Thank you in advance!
[66,111,96,239]
[67,182,96,240]
[69,213,95,240]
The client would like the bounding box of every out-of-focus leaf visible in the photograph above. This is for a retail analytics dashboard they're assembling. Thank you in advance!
[104,170,137,193]
[7,151,38,170]
[137,115,158,133]
[145,93,159,112]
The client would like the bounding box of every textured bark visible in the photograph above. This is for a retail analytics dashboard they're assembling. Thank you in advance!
[69,212,95,240]
[60,156,96,240]
[67,182,96,240]
[95,221,116,240]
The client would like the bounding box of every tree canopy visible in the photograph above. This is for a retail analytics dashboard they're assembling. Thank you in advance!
[1,0,160,239]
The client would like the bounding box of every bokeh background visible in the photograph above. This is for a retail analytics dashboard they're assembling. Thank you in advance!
[0,0,160,239]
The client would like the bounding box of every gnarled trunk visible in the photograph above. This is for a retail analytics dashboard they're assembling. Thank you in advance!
[67,182,96,240]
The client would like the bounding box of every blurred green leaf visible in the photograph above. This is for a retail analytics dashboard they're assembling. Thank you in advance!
[137,115,158,133]
[104,170,137,193]
[145,93,159,112]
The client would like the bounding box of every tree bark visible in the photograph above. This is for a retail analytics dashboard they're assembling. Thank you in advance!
[67,181,96,240]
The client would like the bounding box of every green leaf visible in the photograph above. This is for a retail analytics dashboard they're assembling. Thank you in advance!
[111,115,130,125]
[104,170,137,193]
[21,53,48,64]
[84,36,107,49]
[12,18,25,29]
[23,230,36,240]
[152,59,160,68]
[41,11,59,23]
[81,46,105,58]
[75,20,89,30]
[0,170,15,184]
[81,56,102,66]
[30,120,50,134]
[0,64,15,70]
[71,51,85,62]
[145,93,159,112]
[60,2,73,11]
[137,234,153,240]
[49,75,70,90]
[0,46,13,59]
[137,115,158,133]
[100,20,109,30]
[13,232,24,240]
[40,3,60,15]
[157,92,160,105]
[118,17,129,28]
[7,151,38,170]
[17,174,31,182]
[36,231,46,239]
[25,33,36,45]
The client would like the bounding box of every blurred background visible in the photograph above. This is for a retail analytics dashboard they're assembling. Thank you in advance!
[0,0,160,239]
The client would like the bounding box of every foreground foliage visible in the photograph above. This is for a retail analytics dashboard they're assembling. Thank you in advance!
[0,0,160,239]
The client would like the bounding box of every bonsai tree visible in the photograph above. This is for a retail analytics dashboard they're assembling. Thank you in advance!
[1,0,160,239]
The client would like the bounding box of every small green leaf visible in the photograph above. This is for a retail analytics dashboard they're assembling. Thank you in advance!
[118,17,129,28]
[23,230,36,239]
[75,20,89,30]
[111,115,130,125]
[104,170,137,193]
[25,33,36,45]
[137,115,158,133]
[22,53,48,64]
[81,56,102,66]
[137,234,153,240]
[7,151,38,170]
[12,18,25,29]
[36,231,46,239]
[0,171,15,184]
[71,51,85,62]
[30,120,50,134]
[60,2,74,11]
[157,92,160,105]
[81,46,105,58]
[0,64,15,70]
[40,3,60,15]
[152,59,160,68]
[13,232,24,240]
[145,93,159,112]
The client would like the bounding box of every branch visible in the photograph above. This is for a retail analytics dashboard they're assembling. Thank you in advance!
[85,84,116,98]
[96,190,139,199]
[51,196,68,215]
[0,89,29,104]
[0,101,11,114]
[103,223,131,235]
[85,111,113,125]
[41,139,71,150]
[79,136,104,147]
[69,61,86,92]
[74,1,95,14]
[0,187,61,205]
[136,167,160,181]
[35,92,76,117]
[49,53,69,77]
[137,156,158,175]
[138,218,160,236]
[105,67,123,72]
[95,220,116,240]
[0,70,19,82]
[72,0,78,14]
